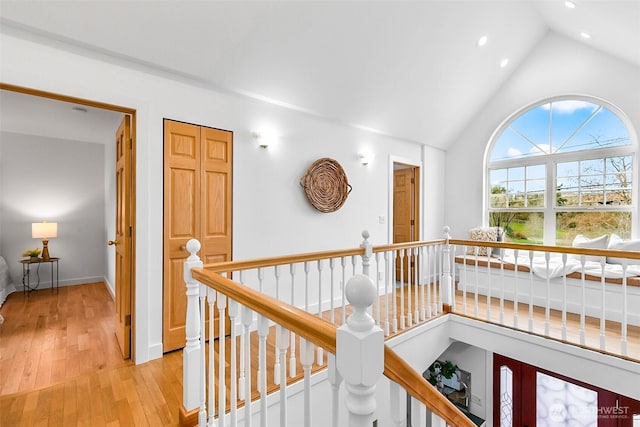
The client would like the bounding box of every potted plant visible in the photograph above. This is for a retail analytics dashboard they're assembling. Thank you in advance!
[22,248,41,259]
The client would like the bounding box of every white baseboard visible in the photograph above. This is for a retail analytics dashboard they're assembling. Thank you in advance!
[17,276,106,291]
[103,277,115,299]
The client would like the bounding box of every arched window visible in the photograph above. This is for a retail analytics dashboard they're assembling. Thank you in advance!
[486,96,636,246]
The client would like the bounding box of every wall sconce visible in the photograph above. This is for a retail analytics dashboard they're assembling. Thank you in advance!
[252,131,269,149]
[359,151,374,165]
[32,221,57,260]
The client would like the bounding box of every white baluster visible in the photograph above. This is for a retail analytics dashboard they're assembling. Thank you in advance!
[528,250,534,332]
[229,299,239,427]
[544,251,551,336]
[460,245,467,316]
[599,257,606,350]
[561,253,568,340]
[383,251,391,336]
[273,265,287,384]
[218,293,228,427]
[390,250,398,333]
[486,247,492,321]
[242,305,253,427]
[328,353,343,427]
[413,247,419,324]
[317,259,324,365]
[289,263,297,377]
[277,325,290,427]
[399,249,406,329]
[621,263,628,355]
[419,246,426,321]
[238,271,246,402]
[330,258,337,324]
[389,381,404,427]
[580,256,587,345]
[210,286,224,425]
[499,253,505,325]
[258,315,269,427]
[426,245,433,318]
[375,252,382,325]
[300,337,314,427]
[183,239,206,424]
[474,247,480,318]
[203,286,211,425]
[407,247,413,326]
[341,256,347,325]
[337,274,384,427]
[513,249,519,328]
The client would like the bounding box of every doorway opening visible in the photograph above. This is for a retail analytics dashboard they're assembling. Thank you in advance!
[0,83,137,362]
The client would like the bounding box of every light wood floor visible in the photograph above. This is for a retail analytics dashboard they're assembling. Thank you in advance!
[1,282,638,426]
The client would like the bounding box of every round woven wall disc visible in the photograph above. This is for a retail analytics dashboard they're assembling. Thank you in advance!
[299,158,352,213]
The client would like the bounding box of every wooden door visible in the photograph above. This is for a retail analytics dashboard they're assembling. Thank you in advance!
[163,120,233,353]
[618,396,640,427]
[113,115,132,359]
[393,166,419,281]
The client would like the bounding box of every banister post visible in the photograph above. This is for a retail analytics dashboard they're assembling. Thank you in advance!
[181,239,205,426]
[441,226,453,313]
[360,230,372,277]
[337,273,384,427]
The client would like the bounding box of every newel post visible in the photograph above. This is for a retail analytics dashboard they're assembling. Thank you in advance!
[181,239,204,425]
[360,230,373,277]
[441,226,453,313]
[337,274,384,427]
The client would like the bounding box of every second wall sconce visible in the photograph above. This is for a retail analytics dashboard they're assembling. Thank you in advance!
[252,131,269,149]
[359,151,374,165]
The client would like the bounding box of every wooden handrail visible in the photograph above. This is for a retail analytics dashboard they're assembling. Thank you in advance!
[450,238,640,261]
[203,239,447,273]
[202,248,364,273]
[384,346,476,427]
[192,268,338,351]
[191,267,474,426]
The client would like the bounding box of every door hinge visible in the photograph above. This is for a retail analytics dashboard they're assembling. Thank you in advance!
[411,177,415,184]
[129,138,133,150]
[128,226,132,237]
[411,219,415,225]
[125,314,131,326]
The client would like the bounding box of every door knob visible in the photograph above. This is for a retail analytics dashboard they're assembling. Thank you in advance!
[108,240,118,246]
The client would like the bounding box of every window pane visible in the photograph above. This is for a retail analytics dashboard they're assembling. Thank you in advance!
[500,366,513,427]
[581,158,604,175]
[496,212,544,244]
[556,212,632,246]
[536,372,597,426]
[527,164,545,180]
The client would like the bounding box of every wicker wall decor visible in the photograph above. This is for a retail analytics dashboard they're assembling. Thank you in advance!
[299,157,352,213]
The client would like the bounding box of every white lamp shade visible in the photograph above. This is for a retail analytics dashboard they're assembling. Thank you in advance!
[32,222,58,239]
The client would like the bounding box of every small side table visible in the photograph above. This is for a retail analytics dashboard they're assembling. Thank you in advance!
[20,257,60,294]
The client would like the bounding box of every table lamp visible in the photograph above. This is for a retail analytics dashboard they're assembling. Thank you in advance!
[32,221,57,261]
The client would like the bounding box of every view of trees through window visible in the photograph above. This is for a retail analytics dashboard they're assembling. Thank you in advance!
[487,98,634,245]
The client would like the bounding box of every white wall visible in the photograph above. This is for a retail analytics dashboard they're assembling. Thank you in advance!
[0,131,106,287]
[0,32,446,363]
[445,31,640,239]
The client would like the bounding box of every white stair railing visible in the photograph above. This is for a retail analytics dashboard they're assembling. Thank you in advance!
[448,229,640,361]
[183,242,385,426]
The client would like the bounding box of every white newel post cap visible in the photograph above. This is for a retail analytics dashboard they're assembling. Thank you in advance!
[337,274,384,387]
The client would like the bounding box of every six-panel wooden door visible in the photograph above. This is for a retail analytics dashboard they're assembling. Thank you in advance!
[163,119,232,352]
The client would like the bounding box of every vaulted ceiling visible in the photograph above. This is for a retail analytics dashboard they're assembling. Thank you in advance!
[1,1,639,149]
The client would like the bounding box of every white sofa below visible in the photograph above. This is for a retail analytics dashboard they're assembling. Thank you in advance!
[0,256,17,307]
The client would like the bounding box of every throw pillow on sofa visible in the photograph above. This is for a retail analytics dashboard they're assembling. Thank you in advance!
[569,234,609,263]
[607,234,640,265]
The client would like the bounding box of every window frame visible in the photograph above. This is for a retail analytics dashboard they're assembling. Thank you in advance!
[484,95,638,245]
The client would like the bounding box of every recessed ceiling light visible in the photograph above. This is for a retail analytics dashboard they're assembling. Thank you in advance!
[477,35,488,47]
[580,32,591,39]
[565,1,576,9]
[500,58,509,68]
[71,106,88,113]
